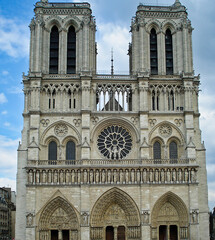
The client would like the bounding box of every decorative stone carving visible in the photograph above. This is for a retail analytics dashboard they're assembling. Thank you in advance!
[174,118,183,127]
[91,116,99,125]
[131,117,139,125]
[40,119,50,127]
[27,167,197,185]
[54,124,68,137]
[159,124,172,138]
[73,118,81,127]
[191,209,199,224]
[149,119,157,127]
[142,210,150,224]
[180,227,188,239]
[26,213,34,227]
[81,212,89,226]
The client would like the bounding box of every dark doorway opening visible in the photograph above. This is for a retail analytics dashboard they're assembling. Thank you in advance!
[170,225,178,240]
[106,226,114,240]
[117,226,125,240]
[51,230,58,240]
[62,230,70,240]
[159,225,167,240]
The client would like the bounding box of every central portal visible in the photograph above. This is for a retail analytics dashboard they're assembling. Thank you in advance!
[106,226,126,240]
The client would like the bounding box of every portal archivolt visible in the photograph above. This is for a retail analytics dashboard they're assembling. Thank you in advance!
[39,196,79,240]
[91,188,141,240]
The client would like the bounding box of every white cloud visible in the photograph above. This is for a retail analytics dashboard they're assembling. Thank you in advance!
[0,178,16,191]
[1,111,7,115]
[2,71,9,76]
[97,23,130,73]
[0,93,7,104]
[0,16,29,58]
[4,122,11,127]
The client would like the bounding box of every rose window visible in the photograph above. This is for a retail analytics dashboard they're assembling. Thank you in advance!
[97,125,132,159]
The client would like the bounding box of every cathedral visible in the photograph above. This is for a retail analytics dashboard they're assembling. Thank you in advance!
[15,0,210,239]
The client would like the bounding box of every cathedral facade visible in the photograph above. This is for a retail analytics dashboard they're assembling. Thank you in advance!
[15,0,210,239]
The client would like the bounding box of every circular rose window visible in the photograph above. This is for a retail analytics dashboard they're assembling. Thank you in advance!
[97,125,132,160]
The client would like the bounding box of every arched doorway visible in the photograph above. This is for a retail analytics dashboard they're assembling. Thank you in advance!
[38,196,79,240]
[91,188,141,240]
[151,192,189,240]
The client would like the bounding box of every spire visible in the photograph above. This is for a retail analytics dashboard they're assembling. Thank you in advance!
[111,48,114,76]
[173,0,181,7]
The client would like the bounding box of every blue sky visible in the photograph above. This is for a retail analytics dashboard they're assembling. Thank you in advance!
[0,0,214,210]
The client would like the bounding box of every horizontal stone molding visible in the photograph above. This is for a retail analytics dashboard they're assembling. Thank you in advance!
[27,158,196,166]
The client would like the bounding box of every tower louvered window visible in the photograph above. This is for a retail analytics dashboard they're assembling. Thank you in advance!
[169,141,178,159]
[150,28,158,75]
[165,29,173,75]
[66,141,76,161]
[67,26,76,74]
[48,141,57,160]
[49,26,59,74]
[153,141,161,160]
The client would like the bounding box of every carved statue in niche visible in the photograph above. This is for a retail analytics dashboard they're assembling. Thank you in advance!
[143,169,147,183]
[178,168,182,182]
[36,171,40,183]
[101,170,106,183]
[26,213,34,227]
[81,212,89,226]
[119,170,124,183]
[48,170,52,183]
[125,169,129,183]
[71,170,76,183]
[29,171,33,183]
[107,170,111,183]
[95,170,100,183]
[191,210,199,224]
[90,170,94,183]
[131,169,135,183]
[142,211,150,224]
[59,171,64,183]
[166,169,171,182]
[65,171,70,183]
[149,169,153,182]
[155,169,159,182]
[54,171,58,183]
[113,169,118,183]
[191,169,196,182]
[83,170,88,183]
[160,169,165,182]
[136,169,140,183]
[172,169,176,182]
[77,170,81,183]
[42,170,47,183]
[184,169,189,182]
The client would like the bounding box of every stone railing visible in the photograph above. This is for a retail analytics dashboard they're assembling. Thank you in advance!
[27,158,196,167]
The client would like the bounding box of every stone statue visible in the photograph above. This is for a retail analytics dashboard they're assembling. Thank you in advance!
[107,170,111,183]
[143,169,147,182]
[125,169,129,183]
[95,170,100,183]
[120,170,124,183]
[101,170,106,183]
[83,170,88,183]
[66,171,70,183]
[160,169,165,182]
[29,171,33,183]
[90,170,94,183]
[166,169,171,182]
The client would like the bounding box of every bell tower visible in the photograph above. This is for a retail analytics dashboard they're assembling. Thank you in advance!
[129,0,193,76]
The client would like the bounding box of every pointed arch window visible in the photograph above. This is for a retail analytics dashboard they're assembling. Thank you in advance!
[165,29,173,75]
[150,28,158,75]
[67,26,76,74]
[49,26,59,74]
[48,141,57,161]
[153,141,161,160]
[169,141,178,159]
[66,140,76,162]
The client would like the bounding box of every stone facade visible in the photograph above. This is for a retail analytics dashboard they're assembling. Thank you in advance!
[15,0,210,239]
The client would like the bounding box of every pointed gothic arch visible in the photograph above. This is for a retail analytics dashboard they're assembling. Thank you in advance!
[151,192,189,240]
[91,187,141,227]
[39,196,79,239]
